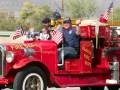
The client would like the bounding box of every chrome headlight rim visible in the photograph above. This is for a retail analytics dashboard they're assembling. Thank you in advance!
[6,51,14,63]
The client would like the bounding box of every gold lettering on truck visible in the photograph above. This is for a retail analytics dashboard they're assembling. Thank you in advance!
[82,47,91,55]
[13,44,34,50]
[82,45,92,67]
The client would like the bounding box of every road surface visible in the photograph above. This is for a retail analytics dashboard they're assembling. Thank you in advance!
[3,88,80,90]
[2,87,111,90]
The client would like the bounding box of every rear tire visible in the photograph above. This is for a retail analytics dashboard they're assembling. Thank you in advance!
[90,86,104,90]
[107,86,119,90]
[13,66,47,90]
[81,86,104,90]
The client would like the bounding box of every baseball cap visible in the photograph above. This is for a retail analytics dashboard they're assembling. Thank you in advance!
[63,17,71,23]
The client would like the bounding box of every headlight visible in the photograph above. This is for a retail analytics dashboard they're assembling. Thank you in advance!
[6,52,14,63]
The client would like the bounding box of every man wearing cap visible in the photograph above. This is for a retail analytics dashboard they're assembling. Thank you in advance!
[58,17,81,65]
[39,18,51,40]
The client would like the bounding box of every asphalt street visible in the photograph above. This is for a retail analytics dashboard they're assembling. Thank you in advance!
[2,87,111,90]
[2,88,80,90]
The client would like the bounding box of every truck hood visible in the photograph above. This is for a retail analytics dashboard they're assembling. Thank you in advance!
[4,40,57,52]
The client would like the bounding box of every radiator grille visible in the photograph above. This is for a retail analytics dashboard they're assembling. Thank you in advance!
[0,45,6,76]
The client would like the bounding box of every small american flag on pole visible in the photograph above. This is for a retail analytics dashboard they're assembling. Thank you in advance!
[52,25,63,45]
[100,2,113,23]
[13,26,24,40]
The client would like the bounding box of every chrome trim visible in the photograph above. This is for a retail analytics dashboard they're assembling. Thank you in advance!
[23,48,35,57]
[6,51,14,63]
[110,56,119,82]
[0,44,6,77]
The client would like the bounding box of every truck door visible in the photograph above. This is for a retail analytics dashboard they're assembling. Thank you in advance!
[65,41,93,74]
[56,41,93,75]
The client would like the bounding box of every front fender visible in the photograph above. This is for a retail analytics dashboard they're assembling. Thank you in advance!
[13,57,40,69]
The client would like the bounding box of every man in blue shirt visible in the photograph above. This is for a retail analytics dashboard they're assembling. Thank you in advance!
[58,17,81,65]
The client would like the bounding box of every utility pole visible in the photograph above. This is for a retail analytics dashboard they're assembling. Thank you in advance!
[51,0,55,11]
[61,0,64,16]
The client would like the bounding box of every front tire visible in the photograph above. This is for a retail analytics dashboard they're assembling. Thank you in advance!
[13,66,47,90]
[90,86,104,90]
[81,87,90,90]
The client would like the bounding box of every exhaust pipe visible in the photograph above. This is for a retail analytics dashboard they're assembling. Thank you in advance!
[106,56,119,84]
[111,56,119,82]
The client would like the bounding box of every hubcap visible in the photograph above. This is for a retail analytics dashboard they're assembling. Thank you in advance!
[22,73,44,90]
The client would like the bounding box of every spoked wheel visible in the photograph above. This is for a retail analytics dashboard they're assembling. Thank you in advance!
[107,86,119,90]
[23,73,43,90]
[13,66,47,90]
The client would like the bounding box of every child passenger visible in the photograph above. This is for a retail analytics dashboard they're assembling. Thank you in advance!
[39,18,51,40]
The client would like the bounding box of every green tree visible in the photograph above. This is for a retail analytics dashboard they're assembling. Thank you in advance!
[65,0,96,18]
[19,1,34,30]
[0,11,16,31]
[30,5,52,31]
[112,6,120,20]
[20,1,34,20]
[19,1,52,31]
[108,5,120,25]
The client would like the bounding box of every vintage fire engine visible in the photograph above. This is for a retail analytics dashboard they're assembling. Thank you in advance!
[0,20,119,90]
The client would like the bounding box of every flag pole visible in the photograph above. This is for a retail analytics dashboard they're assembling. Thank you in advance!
[109,0,114,25]
[95,19,99,49]
[61,0,65,67]
[56,25,64,67]
[59,0,64,67]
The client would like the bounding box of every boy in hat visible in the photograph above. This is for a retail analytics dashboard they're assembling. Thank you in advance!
[39,18,51,40]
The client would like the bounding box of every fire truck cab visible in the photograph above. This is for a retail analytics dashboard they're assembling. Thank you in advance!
[0,20,119,90]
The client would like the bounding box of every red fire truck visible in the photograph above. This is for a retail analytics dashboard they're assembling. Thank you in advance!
[0,20,119,90]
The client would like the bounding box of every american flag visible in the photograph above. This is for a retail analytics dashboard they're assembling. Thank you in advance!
[13,26,24,40]
[100,2,113,23]
[52,25,63,45]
